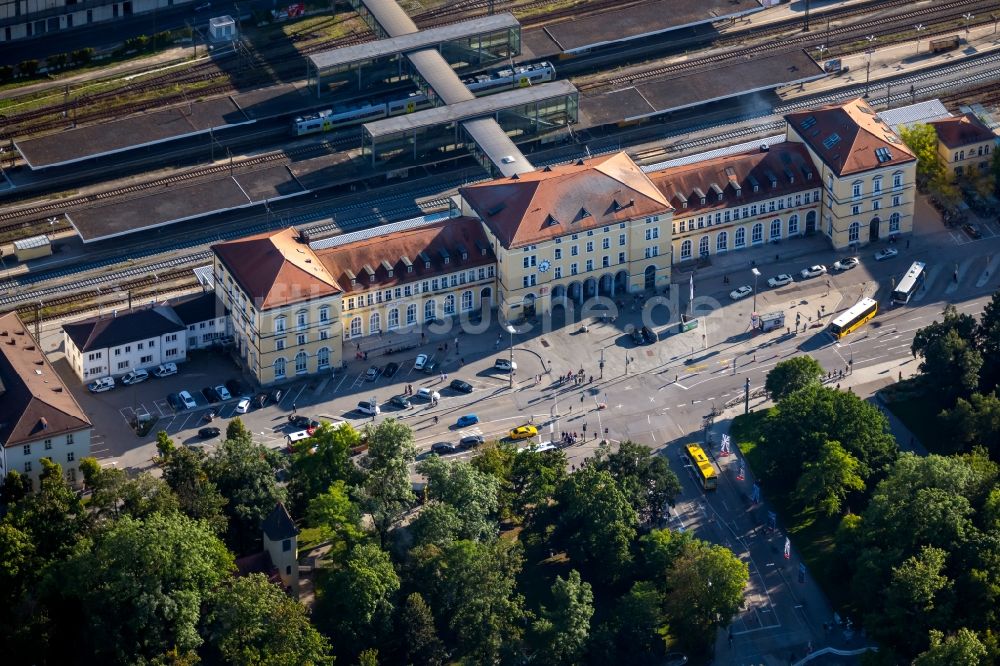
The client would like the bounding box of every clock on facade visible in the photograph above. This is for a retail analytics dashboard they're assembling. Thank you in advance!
[538,260,551,273]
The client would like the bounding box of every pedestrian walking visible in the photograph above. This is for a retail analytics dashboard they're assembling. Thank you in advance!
[580,394,584,403]
[292,403,297,414]
[444,372,448,381]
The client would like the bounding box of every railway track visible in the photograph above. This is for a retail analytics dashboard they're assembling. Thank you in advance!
[579,0,999,92]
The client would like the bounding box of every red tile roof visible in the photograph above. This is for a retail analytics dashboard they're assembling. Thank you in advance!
[459,152,672,249]
[316,217,494,294]
[212,228,340,310]
[929,113,996,149]
[650,142,818,215]
[0,312,91,448]
[785,98,915,176]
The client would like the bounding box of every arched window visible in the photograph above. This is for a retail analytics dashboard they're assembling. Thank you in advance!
[752,223,763,244]
[735,227,746,248]
[461,290,473,311]
[424,299,436,322]
[788,214,799,235]
[680,239,692,259]
[274,316,286,334]
[716,231,728,253]
[295,351,308,375]
[770,219,781,240]
[369,312,381,333]
[317,347,330,370]
[444,294,456,315]
[852,180,863,198]
[350,317,362,338]
[387,308,399,330]
[889,212,901,232]
[274,357,286,379]
[699,235,710,256]
[406,303,417,325]
[849,221,860,243]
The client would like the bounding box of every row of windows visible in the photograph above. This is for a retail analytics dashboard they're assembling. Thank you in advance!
[840,172,905,199]
[343,291,480,339]
[343,266,493,312]
[22,452,76,474]
[551,234,628,261]
[849,195,902,216]
[955,145,991,161]
[847,214,903,242]
[552,222,629,244]
[545,252,629,281]
[274,307,331,333]
[275,328,332,351]
[678,217,805,259]
[676,190,820,233]
[273,348,333,379]
[23,433,75,456]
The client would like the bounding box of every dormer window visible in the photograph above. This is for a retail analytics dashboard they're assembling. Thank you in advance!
[407,265,413,273]
[735,187,742,197]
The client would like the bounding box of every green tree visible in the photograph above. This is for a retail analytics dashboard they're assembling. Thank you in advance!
[398,592,445,666]
[155,429,176,458]
[509,446,568,518]
[940,392,1000,456]
[9,459,90,562]
[315,542,399,661]
[411,500,464,547]
[200,573,332,665]
[161,445,228,533]
[532,569,594,666]
[417,456,500,541]
[765,355,824,401]
[410,538,526,664]
[795,440,866,515]
[0,470,31,503]
[288,421,361,517]
[913,628,989,666]
[204,435,286,553]
[56,512,234,663]
[305,480,366,557]
[900,122,945,187]
[916,328,983,406]
[593,440,681,527]
[638,528,698,584]
[225,416,252,444]
[757,385,896,496]
[664,539,749,649]
[589,581,667,663]
[912,304,978,357]
[883,546,953,643]
[357,419,417,546]
[977,291,1000,392]
[552,466,637,584]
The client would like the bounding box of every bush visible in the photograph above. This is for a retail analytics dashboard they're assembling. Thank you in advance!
[153,31,174,47]
[46,53,69,71]
[17,59,39,78]
[0,65,13,83]
[71,48,94,65]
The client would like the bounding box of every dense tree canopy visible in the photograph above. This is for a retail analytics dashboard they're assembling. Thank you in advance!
[765,355,824,401]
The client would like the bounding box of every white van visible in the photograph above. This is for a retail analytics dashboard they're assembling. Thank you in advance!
[286,430,312,443]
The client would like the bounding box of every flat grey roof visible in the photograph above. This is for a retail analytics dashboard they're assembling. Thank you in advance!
[365,79,578,137]
[543,0,763,53]
[360,0,419,36]
[407,48,476,105]
[462,117,533,177]
[580,50,823,126]
[308,13,518,70]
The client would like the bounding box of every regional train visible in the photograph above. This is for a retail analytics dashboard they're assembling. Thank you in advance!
[291,61,556,136]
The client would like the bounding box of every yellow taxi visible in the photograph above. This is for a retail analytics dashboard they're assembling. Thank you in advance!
[508,425,538,440]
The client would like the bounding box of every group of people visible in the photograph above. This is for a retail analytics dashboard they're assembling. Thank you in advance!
[559,432,578,447]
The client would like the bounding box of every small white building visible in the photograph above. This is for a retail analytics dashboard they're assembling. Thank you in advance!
[170,291,230,351]
[209,15,236,42]
[262,502,299,597]
[0,312,92,490]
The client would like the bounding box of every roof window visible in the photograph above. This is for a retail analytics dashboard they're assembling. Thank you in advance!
[822,133,841,149]
[875,147,893,163]
[801,115,817,130]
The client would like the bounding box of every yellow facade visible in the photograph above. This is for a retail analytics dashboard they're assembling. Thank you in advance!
[939,139,994,178]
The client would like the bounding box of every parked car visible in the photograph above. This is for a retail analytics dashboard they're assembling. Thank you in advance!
[963,223,983,239]
[202,387,221,403]
[414,354,428,371]
[269,388,284,404]
[357,400,380,416]
[449,379,473,393]
[456,414,479,427]
[494,358,517,372]
[800,265,827,279]
[509,425,538,440]
[874,248,898,261]
[253,392,269,408]
[390,395,411,409]
[767,273,793,287]
[121,369,149,385]
[729,285,753,301]
[641,326,656,344]
[225,379,246,396]
[87,377,115,393]
[153,362,177,378]
[235,397,251,414]
[289,415,320,431]
[383,362,399,378]
[460,434,485,449]
[167,393,183,410]
[365,366,381,381]
[833,257,859,271]
[422,359,438,374]
[178,390,197,410]
[198,426,221,439]
[214,385,232,401]
[417,387,441,402]
[431,442,459,455]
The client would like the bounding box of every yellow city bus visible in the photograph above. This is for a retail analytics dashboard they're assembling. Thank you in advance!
[685,443,718,491]
[828,297,878,339]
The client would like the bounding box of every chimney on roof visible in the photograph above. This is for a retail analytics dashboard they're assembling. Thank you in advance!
[629,199,635,207]
[511,173,519,180]
[543,165,552,172]
[576,158,585,166]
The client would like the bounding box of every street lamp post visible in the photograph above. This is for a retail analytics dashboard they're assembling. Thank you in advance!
[599,347,605,379]
[751,267,761,313]
[863,35,876,98]
[964,12,974,40]
[505,324,516,389]
[915,24,925,55]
